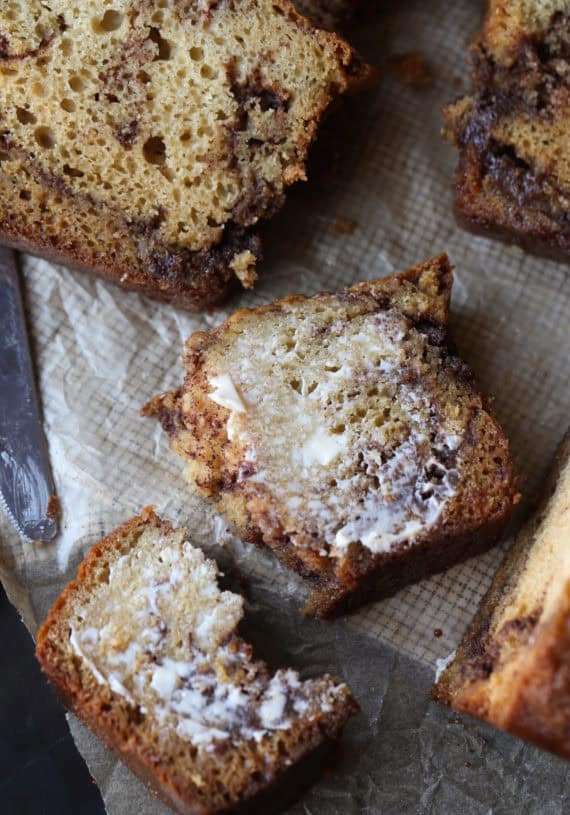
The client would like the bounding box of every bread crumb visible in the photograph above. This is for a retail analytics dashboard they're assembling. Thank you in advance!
[230,250,258,288]
[47,495,61,521]
[388,52,432,87]
[334,217,356,235]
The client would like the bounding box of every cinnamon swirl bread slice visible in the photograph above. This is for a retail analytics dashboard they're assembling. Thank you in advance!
[433,432,570,761]
[0,1,368,309]
[36,509,356,814]
[144,255,518,617]
[446,0,570,258]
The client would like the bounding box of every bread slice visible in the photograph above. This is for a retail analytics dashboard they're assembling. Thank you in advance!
[36,509,357,814]
[0,2,368,310]
[143,255,519,618]
[432,432,570,761]
[445,1,570,258]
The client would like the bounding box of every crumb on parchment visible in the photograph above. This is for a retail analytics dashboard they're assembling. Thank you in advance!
[47,495,61,521]
[388,52,432,87]
[334,218,356,235]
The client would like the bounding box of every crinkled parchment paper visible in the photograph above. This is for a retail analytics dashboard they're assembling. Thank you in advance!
[2,0,570,812]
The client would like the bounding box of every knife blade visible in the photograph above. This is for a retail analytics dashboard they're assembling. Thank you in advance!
[0,248,58,542]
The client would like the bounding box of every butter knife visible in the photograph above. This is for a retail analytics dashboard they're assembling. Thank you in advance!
[0,248,58,541]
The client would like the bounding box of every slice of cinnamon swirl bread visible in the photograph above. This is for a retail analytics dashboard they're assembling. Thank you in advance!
[143,255,519,617]
[36,509,357,814]
[0,1,368,309]
[446,1,570,258]
[433,432,570,761]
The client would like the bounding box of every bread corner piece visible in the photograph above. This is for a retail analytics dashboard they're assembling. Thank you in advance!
[445,0,570,258]
[0,2,369,310]
[36,508,357,815]
[433,432,570,761]
[143,254,519,618]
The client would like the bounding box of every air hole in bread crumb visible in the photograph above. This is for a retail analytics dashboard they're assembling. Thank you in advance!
[35,22,50,40]
[16,107,37,125]
[332,424,346,434]
[143,136,166,165]
[180,130,192,142]
[69,76,87,93]
[60,98,76,113]
[289,379,301,394]
[93,10,124,33]
[190,47,204,61]
[63,164,84,178]
[35,127,56,149]
[149,27,173,60]
[19,190,31,201]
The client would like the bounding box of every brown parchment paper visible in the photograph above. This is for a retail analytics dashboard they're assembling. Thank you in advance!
[2,0,570,812]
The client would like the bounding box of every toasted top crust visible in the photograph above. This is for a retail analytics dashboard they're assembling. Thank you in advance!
[0,0,368,301]
[433,432,570,760]
[36,508,356,814]
[144,256,518,616]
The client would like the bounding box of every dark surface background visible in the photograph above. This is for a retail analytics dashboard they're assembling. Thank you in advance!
[0,583,104,815]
